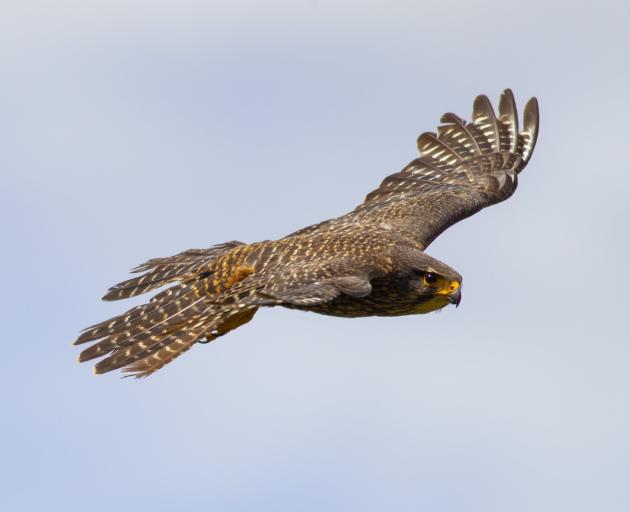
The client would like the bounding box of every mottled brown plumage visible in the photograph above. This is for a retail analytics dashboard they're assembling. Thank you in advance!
[74,89,539,377]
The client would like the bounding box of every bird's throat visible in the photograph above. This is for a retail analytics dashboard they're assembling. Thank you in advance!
[413,295,451,314]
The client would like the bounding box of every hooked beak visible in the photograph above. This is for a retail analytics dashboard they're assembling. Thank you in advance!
[447,288,462,307]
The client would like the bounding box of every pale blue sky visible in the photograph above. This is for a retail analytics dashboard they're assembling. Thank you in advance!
[2,1,630,511]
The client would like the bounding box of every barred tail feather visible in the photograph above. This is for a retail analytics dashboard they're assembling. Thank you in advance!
[79,284,211,367]
[95,315,212,375]
[122,337,196,378]
[87,304,259,378]
[75,243,262,377]
[119,307,259,378]
[75,281,209,348]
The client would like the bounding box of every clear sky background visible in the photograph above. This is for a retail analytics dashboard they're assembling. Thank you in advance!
[2,1,630,510]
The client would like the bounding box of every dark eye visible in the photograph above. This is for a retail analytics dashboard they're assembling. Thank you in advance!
[423,272,438,286]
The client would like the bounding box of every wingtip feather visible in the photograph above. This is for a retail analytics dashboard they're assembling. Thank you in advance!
[472,94,496,119]
[522,97,540,163]
[499,89,519,152]
[472,94,499,152]
[524,97,539,134]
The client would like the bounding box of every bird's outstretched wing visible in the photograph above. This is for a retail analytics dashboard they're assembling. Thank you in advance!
[256,273,373,306]
[100,241,245,301]
[348,89,539,248]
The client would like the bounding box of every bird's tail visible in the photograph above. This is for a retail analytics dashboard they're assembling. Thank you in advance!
[74,242,261,378]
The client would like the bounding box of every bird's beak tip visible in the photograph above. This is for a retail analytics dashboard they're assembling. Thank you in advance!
[448,288,462,307]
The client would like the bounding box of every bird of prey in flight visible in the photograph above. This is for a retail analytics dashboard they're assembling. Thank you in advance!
[74,89,539,378]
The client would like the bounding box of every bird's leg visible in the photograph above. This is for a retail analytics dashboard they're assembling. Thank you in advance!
[197,307,259,344]
[198,333,219,344]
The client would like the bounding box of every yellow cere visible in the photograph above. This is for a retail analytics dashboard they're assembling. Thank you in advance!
[437,280,460,295]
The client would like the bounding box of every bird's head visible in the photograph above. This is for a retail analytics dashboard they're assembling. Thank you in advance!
[404,252,462,313]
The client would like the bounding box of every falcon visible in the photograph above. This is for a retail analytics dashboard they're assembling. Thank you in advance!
[74,89,539,378]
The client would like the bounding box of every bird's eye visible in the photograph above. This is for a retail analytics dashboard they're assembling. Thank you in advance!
[423,273,438,286]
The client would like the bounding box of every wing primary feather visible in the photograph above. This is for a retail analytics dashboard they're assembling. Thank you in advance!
[417,132,464,166]
[521,97,540,164]
[498,89,519,153]
[130,242,244,273]
[472,94,500,152]
[101,265,199,301]
[102,241,244,301]
[357,89,539,248]
[439,112,482,157]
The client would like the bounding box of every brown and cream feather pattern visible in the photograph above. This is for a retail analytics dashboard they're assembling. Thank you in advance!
[74,89,539,378]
